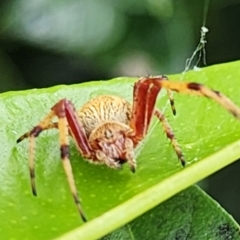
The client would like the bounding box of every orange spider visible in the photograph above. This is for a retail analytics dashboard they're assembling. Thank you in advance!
[17,76,240,222]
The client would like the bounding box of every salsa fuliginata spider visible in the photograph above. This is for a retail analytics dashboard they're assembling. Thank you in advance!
[17,75,240,222]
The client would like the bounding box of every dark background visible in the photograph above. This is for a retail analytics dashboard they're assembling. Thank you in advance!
[0,0,240,222]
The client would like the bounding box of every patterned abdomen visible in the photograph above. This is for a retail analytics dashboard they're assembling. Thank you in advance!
[78,95,132,137]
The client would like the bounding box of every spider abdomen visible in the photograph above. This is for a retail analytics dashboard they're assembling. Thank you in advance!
[78,95,132,137]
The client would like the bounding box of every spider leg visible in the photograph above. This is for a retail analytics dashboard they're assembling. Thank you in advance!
[17,99,93,222]
[57,113,87,222]
[129,75,176,140]
[17,122,58,143]
[130,75,240,167]
[51,99,94,222]
[166,88,176,115]
[17,111,56,196]
[154,109,185,166]
[147,76,240,119]
[130,76,163,141]
[164,76,177,115]
[130,77,184,166]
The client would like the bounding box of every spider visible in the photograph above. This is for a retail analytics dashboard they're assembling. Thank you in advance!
[17,75,240,222]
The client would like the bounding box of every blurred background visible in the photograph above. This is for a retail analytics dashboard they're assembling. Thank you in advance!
[0,0,240,222]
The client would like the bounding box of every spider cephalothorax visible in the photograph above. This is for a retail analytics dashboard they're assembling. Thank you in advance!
[17,76,240,222]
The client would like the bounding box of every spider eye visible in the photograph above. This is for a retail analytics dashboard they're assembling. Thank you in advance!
[104,129,113,139]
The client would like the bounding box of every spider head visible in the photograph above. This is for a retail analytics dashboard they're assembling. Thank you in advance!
[89,122,136,172]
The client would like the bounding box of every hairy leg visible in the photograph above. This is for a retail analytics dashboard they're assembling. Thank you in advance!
[155,109,185,166]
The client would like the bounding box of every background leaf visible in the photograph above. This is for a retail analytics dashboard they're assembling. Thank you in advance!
[102,186,240,240]
[1,61,240,239]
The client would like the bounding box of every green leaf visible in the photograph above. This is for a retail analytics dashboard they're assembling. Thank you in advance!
[1,61,240,239]
[102,186,240,240]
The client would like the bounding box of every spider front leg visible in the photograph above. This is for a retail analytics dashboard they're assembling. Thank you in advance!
[130,75,240,166]
[17,111,58,196]
[17,99,94,222]
[17,122,58,143]
[147,76,240,120]
[130,76,185,166]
